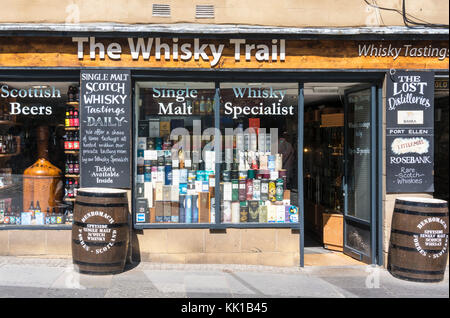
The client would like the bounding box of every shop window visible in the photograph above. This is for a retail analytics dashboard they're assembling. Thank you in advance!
[219,83,299,224]
[0,81,79,226]
[135,82,216,224]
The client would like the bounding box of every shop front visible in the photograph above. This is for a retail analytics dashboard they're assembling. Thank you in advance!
[0,28,448,267]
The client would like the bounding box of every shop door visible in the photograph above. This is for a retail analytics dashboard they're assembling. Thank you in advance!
[343,86,377,264]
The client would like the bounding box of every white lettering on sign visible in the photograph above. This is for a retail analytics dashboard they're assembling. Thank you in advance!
[413,217,449,259]
[78,211,118,254]
[73,37,286,66]
[358,43,449,61]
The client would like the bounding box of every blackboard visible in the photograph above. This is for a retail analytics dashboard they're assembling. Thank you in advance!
[386,71,434,193]
[80,69,131,188]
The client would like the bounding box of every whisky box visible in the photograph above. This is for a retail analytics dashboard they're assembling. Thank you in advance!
[192,194,199,223]
[246,179,253,201]
[223,201,232,223]
[248,200,260,222]
[185,195,193,223]
[277,205,285,223]
[275,154,283,171]
[172,169,180,186]
[149,207,156,223]
[231,202,240,223]
[179,195,186,223]
[253,179,261,200]
[258,131,266,153]
[223,182,232,201]
[155,201,164,222]
[238,179,246,201]
[249,118,260,133]
[179,169,188,183]
[171,119,184,131]
[239,202,249,223]
[179,183,187,195]
[289,206,299,223]
[268,204,277,223]
[138,120,149,137]
[157,166,165,183]
[260,179,269,201]
[163,201,172,222]
[171,201,179,223]
[136,183,145,198]
[258,204,268,223]
[138,137,147,150]
[149,119,160,138]
[198,192,210,223]
[155,183,163,201]
[259,154,268,170]
[136,198,149,223]
[171,185,179,202]
[144,182,153,208]
[163,185,171,202]
[231,179,239,201]
[210,197,215,223]
[159,120,170,137]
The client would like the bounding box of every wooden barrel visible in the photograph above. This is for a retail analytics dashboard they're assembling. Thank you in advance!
[72,188,129,275]
[388,197,449,283]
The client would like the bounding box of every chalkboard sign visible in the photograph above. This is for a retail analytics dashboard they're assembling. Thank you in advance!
[80,69,131,188]
[386,71,434,193]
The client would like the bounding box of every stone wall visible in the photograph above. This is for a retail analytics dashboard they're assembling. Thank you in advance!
[0,0,448,27]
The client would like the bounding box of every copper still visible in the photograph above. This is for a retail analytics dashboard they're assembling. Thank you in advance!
[23,126,63,213]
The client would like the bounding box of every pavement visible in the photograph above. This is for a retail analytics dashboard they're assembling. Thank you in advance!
[0,256,448,298]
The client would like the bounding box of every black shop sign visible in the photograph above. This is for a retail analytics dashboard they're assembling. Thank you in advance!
[386,71,434,193]
[80,69,131,188]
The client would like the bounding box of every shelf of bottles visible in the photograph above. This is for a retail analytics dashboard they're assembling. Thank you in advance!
[63,85,80,214]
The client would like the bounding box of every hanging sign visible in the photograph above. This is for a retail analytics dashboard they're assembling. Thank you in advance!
[386,71,434,193]
[80,69,131,188]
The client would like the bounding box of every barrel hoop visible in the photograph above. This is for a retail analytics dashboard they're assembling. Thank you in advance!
[390,273,443,283]
[77,191,127,198]
[75,201,128,208]
[395,200,448,208]
[72,239,125,247]
[73,221,128,228]
[390,264,446,275]
[73,260,124,267]
[390,243,445,254]
[391,228,421,236]
[393,208,448,217]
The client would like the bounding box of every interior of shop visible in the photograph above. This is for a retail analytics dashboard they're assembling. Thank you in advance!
[0,81,79,225]
[303,82,363,255]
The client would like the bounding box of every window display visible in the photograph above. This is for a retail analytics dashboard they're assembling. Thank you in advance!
[0,82,79,226]
[219,83,299,224]
[135,82,216,224]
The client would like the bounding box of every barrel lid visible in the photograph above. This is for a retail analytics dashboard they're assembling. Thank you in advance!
[77,187,127,197]
[396,197,447,204]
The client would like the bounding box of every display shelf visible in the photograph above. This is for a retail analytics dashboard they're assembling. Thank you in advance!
[64,150,79,154]
[66,102,79,106]
[64,127,79,131]
[0,120,23,126]
[65,174,79,178]
[63,197,76,202]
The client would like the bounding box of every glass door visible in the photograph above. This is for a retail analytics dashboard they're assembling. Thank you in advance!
[343,86,376,264]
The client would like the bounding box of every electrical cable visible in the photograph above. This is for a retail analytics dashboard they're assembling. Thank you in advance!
[363,0,449,28]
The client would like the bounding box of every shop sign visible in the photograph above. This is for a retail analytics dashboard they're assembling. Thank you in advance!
[73,37,286,67]
[80,69,131,188]
[386,71,434,193]
[1,84,59,115]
